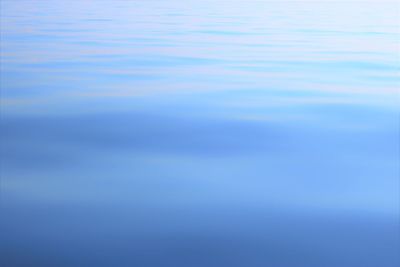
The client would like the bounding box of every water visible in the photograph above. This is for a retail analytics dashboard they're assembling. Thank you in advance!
[1,1,399,266]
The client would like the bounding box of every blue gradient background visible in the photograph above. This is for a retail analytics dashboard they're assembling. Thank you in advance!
[1,1,399,266]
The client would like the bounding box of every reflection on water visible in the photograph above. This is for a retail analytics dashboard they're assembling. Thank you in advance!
[1,1,399,266]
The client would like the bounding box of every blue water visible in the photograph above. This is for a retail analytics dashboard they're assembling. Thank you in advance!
[1,1,399,266]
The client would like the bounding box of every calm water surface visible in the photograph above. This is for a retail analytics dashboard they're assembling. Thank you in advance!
[1,1,399,266]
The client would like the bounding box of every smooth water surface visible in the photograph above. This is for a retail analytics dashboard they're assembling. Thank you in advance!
[1,1,399,266]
